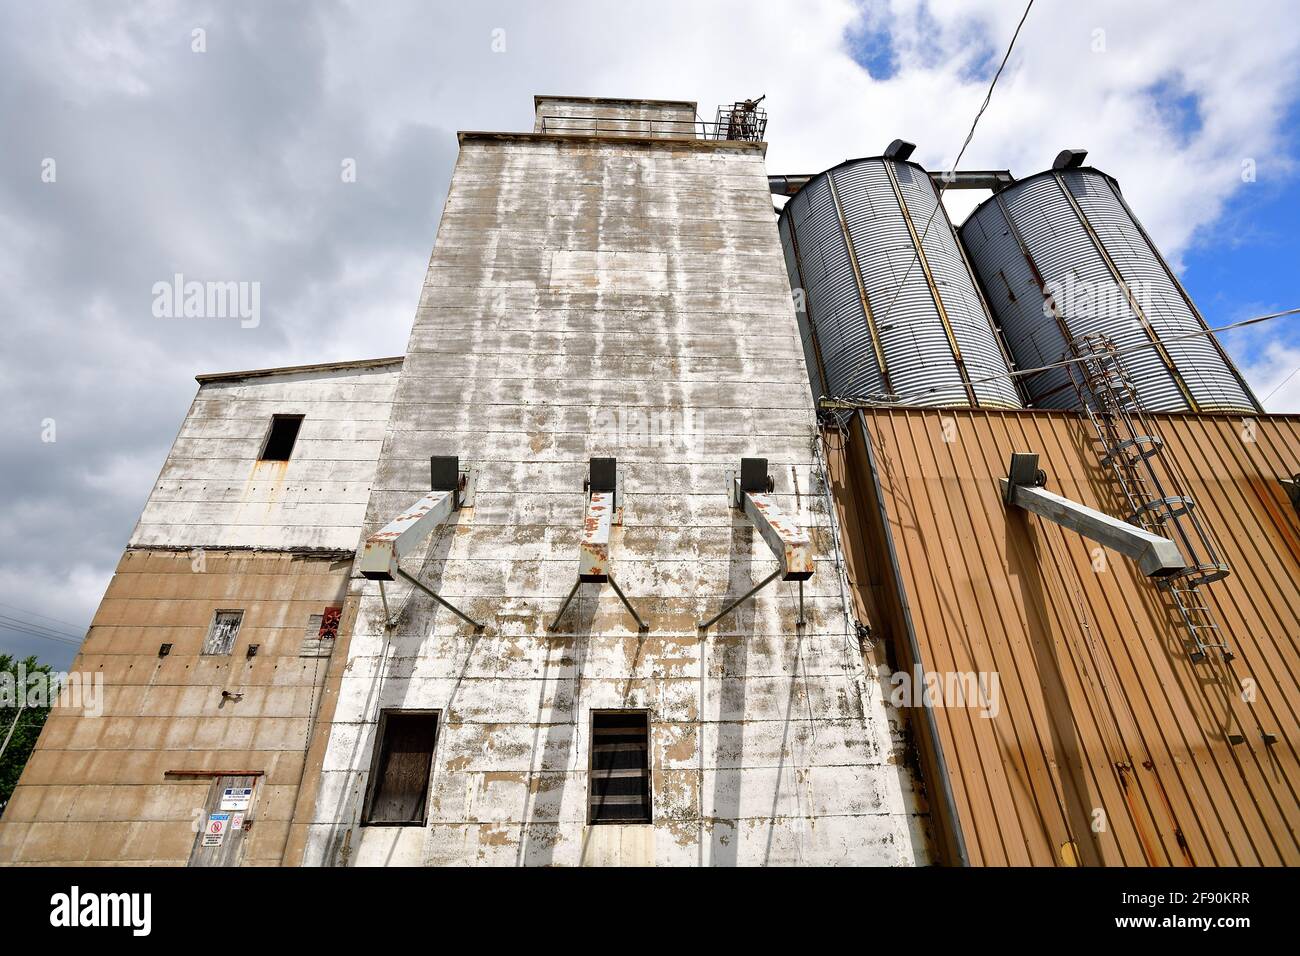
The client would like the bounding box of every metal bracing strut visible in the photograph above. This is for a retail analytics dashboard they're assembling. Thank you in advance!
[698,458,815,630]
[550,458,648,633]
[359,455,484,632]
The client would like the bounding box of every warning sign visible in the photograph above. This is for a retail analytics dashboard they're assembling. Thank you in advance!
[203,812,231,847]
[220,787,252,811]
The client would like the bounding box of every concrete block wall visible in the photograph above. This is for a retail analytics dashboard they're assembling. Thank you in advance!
[1,358,403,864]
[533,95,699,140]
[131,361,402,553]
[305,110,929,867]
[0,550,350,865]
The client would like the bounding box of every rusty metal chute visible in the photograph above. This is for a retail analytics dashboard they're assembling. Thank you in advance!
[1001,451,1186,578]
[359,455,484,631]
[698,458,814,630]
[550,458,647,633]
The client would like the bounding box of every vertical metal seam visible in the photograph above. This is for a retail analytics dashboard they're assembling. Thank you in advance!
[1051,172,1200,412]
[992,192,1079,395]
[1102,178,1263,414]
[784,206,831,400]
[881,161,978,406]
[943,192,1027,408]
[825,169,894,398]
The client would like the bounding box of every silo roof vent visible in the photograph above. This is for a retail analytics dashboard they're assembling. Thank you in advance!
[884,139,916,161]
[1053,148,1088,170]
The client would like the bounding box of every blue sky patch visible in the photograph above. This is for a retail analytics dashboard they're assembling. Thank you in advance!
[1182,98,1300,374]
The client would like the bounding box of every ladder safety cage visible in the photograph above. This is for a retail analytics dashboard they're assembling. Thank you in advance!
[1066,333,1233,662]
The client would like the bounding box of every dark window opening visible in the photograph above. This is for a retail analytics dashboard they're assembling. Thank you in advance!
[363,711,438,826]
[589,711,651,824]
[259,414,303,461]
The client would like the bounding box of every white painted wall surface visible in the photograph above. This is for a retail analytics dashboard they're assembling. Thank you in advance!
[532,96,698,139]
[307,124,928,867]
[131,363,401,553]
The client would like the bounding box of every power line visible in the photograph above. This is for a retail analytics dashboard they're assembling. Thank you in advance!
[822,306,1300,408]
[1263,363,1300,403]
[0,619,84,648]
[0,600,88,651]
[0,610,83,640]
[0,601,85,633]
[0,613,82,641]
[0,627,82,649]
[844,0,1036,393]
[946,1,1035,184]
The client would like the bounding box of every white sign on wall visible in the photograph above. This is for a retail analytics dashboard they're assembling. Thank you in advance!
[220,787,253,811]
[203,812,231,847]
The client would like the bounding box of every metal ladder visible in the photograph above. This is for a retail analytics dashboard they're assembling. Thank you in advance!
[1067,334,1233,662]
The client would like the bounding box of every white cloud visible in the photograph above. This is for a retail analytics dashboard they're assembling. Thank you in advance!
[1237,339,1300,412]
[2,0,1300,662]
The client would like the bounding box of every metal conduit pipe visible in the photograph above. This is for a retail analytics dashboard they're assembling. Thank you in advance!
[770,170,1015,197]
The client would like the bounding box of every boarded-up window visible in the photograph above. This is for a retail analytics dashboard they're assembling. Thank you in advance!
[299,605,341,657]
[589,711,652,824]
[363,711,438,826]
[259,414,303,461]
[202,610,243,656]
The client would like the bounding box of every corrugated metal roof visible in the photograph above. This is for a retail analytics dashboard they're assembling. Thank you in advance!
[831,407,1300,865]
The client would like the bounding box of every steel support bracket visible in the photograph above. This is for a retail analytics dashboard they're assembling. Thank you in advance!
[700,458,814,630]
[359,454,483,630]
[1001,452,1188,578]
[1282,474,1300,512]
[552,457,647,633]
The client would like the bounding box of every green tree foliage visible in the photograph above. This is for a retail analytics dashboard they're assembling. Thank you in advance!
[0,654,56,815]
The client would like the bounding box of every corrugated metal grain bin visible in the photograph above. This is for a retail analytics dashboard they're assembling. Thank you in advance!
[778,156,1021,408]
[960,163,1259,412]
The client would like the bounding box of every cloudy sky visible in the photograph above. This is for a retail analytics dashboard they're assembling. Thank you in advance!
[3,0,1300,668]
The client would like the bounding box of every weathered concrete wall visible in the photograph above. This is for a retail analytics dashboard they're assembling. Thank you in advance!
[306,121,929,866]
[0,550,351,865]
[131,361,401,553]
[533,95,699,139]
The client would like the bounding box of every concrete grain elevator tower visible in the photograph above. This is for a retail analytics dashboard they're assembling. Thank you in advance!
[298,96,928,866]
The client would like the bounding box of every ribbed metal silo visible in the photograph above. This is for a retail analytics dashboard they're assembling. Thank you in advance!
[778,154,1022,408]
[960,159,1260,413]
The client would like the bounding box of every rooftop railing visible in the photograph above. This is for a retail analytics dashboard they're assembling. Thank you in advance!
[538,103,768,143]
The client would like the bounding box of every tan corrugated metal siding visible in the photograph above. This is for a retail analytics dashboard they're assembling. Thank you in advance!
[834,407,1300,866]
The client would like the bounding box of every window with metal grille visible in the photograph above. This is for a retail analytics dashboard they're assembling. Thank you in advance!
[589,711,651,824]
[258,414,303,461]
[363,711,438,826]
[202,610,243,656]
